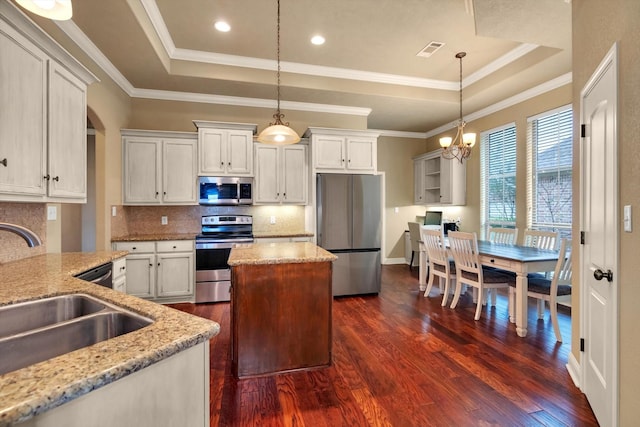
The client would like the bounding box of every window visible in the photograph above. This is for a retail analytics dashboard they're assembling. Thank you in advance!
[480,124,517,237]
[527,106,573,239]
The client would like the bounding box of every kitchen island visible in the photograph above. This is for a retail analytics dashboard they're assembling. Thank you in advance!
[0,253,219,427]
[228,242,337,378]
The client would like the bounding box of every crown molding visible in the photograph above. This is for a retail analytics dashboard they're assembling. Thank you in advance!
[139,0,176,56]
[464,43,539,87]
[425,72,573,138]
[370,129,427,139]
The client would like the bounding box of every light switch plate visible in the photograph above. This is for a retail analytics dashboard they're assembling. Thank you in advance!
[624,205,632,232]
[161,216,168,225]
[47,205,57,221]
[270,216,276,224]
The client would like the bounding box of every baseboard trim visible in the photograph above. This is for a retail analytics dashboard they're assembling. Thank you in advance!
[383,257,407,265]
[566,352,582,390]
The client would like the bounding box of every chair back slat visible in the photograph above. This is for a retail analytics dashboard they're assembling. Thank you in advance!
[488,227,518,245]
[555,239,573,285]
[523,229,559,250]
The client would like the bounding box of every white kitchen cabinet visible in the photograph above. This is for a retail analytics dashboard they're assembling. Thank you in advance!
[254,143,307,204]
[113,240,194,302]
[112,257,127,293]
[122,130,197,205]
[193,121,257,176]
[304,127,379,173]
[0,16,95,203]
[413,149,466,205]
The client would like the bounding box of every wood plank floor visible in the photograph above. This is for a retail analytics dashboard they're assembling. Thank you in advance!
[169,265,598,426]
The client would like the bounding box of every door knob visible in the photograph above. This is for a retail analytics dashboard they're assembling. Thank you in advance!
[593,268,613,282]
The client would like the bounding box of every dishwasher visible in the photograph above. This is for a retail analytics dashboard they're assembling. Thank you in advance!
[75,262,113,288]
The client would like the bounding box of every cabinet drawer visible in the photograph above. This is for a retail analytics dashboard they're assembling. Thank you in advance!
[482,256,515,271]
[156,240,194,253]
[114,241,155,253]
[112,257,127,279]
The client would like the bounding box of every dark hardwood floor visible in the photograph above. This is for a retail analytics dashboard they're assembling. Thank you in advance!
[169,265,598,426]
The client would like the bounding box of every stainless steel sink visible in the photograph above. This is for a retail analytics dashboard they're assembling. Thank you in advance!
[0,294,107,338]
[0,294,153,375]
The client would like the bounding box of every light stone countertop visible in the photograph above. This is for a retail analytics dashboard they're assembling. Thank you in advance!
[111,233,197,242]
[228,242,337,266]
[0,252,219,426]
[252,231,314,239]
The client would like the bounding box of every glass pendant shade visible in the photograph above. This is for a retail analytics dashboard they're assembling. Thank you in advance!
[257,123,300,145]
[15,0,72,20]
[463,132,476,147]
[439,136,453,148]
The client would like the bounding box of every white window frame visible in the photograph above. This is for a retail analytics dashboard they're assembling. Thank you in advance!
[480,123,517,239]
[526,105,573,239]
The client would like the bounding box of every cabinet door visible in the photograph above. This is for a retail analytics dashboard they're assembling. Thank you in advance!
[439,156,453,204]
[0,22,47,197]
[346,137,376,171]
[47,62,87,200]
[125,254,155,298]
[162,139,197,204]
[156,252,194,297]
[198,128,226,175]
[227,131,254,175]
[123,138,161,204]
[314,135,345,170]
[281,145,307,204]
[254,144,280,203]
[413,159,425,204]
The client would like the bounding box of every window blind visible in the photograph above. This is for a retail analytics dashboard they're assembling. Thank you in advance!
[480,123,517,238]
[527,107,573,238]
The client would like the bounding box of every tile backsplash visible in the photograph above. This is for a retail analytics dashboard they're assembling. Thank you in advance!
[111,205,307,238]
[0,203,46,263]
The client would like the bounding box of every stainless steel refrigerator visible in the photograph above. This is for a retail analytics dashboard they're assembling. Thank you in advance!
[316,174,381,296]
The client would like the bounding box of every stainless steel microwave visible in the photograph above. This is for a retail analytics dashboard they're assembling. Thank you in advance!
[198,177,253,205]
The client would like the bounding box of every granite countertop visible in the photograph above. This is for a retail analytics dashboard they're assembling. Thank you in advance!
[252,231,314,239]
[228,241,337,266]
[0,252,219,426]
[111,233,197,242]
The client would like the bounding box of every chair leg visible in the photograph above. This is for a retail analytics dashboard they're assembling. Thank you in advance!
[490,288,497,306]
[474,287,484,320]
[537,299,545,319]
[450,281,463,309]
[409,251,415,270]
[440,277,450,307]
[550,301,562,342]
[423,271,435,298]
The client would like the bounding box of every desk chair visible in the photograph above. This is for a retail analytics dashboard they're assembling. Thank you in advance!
[407,222,422,270]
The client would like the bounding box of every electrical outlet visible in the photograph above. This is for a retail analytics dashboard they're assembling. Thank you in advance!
[161,216,168,225]
[47,206,57,221]
[270,216,276,224]
[112,206,117,217]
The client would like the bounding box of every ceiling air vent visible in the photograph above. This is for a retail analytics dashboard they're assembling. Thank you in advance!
[416,41,445,58]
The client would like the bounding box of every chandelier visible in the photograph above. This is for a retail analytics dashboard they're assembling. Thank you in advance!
[257,0,300,145]
[15,0,72,20]
[440,52,476,163]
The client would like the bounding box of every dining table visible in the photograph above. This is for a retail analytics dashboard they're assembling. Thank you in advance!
[418,238,559,337]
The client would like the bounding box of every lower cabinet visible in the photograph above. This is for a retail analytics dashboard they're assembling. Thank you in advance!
[112,257,127,293]
[112,240,194,303]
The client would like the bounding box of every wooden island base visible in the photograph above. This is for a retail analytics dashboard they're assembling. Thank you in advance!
[229,243,336,378]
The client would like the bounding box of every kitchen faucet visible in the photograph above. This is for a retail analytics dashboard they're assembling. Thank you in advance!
[0,222,42,247]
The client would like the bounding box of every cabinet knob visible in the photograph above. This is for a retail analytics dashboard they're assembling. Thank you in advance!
[283,193,286,198]
[172,245,177,249]
[0,158,6,167]
[228,162,231,166]
[220,161,224,166]
[149,263,153,267]
[157,262,160,266]
[52,176,59,182]
[121,266,126,271]
[44,174,50,181]
[348,159,351,163]
[132,247,137,250]
[155,192,159,198]
[163,191,167,195]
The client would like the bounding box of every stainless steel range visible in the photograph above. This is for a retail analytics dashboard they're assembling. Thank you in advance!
[195,215,253,303]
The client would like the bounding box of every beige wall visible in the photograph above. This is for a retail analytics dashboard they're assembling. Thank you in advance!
[573,0,640,423]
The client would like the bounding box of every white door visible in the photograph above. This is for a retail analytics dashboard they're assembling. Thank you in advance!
[581,43,618,427]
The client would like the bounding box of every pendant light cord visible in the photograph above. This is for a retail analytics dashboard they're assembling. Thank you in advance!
[276,0,281,116]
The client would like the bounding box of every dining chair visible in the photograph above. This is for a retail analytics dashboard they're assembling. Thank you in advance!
[522,229,559,251]
[509,238,572,342]
[448,231,515,321]
[487,227,519,245]
[407,222,422,270]
[522,229,560,317]
[420,228,456,306]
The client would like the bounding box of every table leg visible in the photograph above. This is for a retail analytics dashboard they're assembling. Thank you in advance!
[515,272,528,337]
[418,249,427,291]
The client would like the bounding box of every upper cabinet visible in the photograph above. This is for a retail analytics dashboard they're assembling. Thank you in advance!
[254,143,308,205]
[304,127,379,174]
[122,130,198,205]
[193,121,257,176]
[413,149,466,205]
[0,8,96,203]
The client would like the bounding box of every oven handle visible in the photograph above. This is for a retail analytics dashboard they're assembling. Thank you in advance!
[195,239,254,250]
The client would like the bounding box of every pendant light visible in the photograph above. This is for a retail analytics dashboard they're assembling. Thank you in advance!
[257,0,300,145]
[15,0,73,20]
[440,52,476,163]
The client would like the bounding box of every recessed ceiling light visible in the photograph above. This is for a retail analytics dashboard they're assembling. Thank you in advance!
[311,35,325,45]
[214,21,231,32]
